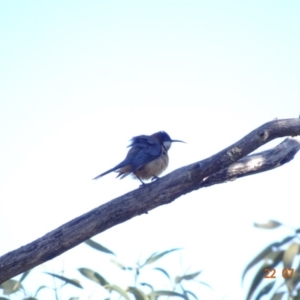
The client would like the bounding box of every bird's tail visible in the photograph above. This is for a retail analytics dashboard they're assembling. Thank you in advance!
[93,166,121,180]
[93,160,133,180]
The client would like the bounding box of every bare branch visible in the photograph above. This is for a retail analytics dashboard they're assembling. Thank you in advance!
[199,137,300,188]
[0,118,300,284]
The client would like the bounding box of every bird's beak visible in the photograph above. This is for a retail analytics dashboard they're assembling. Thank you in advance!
[171,139,186,143]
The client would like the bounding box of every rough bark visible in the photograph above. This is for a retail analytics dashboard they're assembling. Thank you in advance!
[0,118,300,284]
[199,136,300,188]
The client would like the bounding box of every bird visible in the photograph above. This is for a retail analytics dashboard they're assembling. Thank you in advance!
[93,131,185,184]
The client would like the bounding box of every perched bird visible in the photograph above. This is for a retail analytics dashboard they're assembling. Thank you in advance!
[93,131,185,184]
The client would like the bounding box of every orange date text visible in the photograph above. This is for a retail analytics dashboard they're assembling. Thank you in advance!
[264,268,294,279]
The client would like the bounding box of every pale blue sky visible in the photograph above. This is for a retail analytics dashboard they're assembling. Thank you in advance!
[1,1,300,299]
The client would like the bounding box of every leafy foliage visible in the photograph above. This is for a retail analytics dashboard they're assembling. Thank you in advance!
[243,220,300,300]
[1,240,210,300]
[78,240,209,300]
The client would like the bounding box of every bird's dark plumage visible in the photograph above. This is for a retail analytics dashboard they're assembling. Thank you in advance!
[93,131,184,183]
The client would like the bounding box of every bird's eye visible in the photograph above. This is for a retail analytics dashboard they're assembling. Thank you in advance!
[163,141,171,150]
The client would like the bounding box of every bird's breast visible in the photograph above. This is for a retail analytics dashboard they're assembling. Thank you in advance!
[134,151,169,180]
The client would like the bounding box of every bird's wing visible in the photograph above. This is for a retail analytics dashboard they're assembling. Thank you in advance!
[126,137,162,171]
[128,135,158,147]
[93,135,161,180]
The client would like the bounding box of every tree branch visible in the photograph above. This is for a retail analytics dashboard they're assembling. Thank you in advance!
[199,136,300,188]
[1,118,300,284]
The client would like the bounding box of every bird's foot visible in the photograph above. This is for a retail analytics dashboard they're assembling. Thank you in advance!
[151,176,160,181]
[137,176,146,187]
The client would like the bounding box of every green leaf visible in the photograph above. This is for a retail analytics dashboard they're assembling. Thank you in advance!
[110,258,127,270]
[104,284,131,300]
[0,297,10,300]
[285,278,295,297]
[44,272,83,289]
[293,288,300,300]
[194,280,213,290]
[127,286,148,300]
[246,256,283,300]
[264,250,283,263]
[279,235,297,246]
[290,270,300,285]
[153,268,171,280]
[242,239,288,284]
[254,280,276,300]
[175,271,201,283]
[139,282,153,291]
[246,265,267,300]
[144,248,181,266]
[254,220,282,229]
[34,285,48,297]
[78,268,109,286]
[19,270,31,283]
[243,249,267,285]
[0,279,22,295]
[149,290,187,299]
[283,242,299,269]
[84,239,115,255]
[270,291,285,300]
[184,290,198,300]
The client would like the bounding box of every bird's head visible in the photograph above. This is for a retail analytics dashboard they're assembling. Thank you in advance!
[154,131,185,151]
